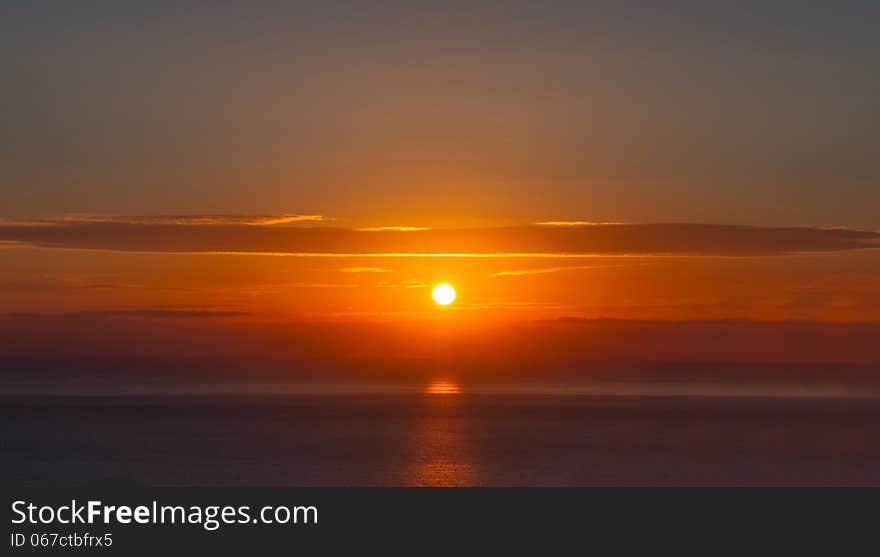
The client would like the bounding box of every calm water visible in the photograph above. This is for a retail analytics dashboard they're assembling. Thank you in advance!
[3,394,880,486]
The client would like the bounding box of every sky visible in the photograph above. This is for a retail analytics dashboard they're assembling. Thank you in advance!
[2,1,878,226]
[1,2,879,393]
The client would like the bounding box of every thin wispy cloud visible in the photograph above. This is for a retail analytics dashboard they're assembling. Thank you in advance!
[4,308,252,319]
[377,279,428,288]
[536,221,627,226]
[0,214,325,226]
[341,267,391,273]
[0,274,200,293]
[355,226,431,232]
[288,283,360,288]
[490,262,652,277]
[462,301,570,311]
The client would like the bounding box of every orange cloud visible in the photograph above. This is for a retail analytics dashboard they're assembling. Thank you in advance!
[535,221,626,226]
[0,214,325,226]
[355,226,432,232]
[490,263,651,277]
[341,267,391,273]
[377,279,428,288]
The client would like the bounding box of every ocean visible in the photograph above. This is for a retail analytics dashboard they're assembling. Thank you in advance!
[3,393,880,486]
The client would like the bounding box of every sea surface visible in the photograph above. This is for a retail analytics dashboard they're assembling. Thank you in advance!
[3,393,880,486]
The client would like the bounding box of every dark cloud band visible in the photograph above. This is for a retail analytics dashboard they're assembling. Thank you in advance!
[0,220,877,257]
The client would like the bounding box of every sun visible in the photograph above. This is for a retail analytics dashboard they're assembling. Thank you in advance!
[432,283,456,305]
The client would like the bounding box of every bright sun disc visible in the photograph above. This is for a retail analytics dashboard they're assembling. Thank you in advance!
[432,283,456,305]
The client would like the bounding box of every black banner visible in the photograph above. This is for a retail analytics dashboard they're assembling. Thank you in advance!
[4,489,876,554]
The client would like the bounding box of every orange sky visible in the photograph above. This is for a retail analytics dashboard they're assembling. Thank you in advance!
[1,218,878,396]
[1,220,879,323]
[2,3,880,395]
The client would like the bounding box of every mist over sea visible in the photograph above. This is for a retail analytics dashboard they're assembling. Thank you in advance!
[4,391,880,486]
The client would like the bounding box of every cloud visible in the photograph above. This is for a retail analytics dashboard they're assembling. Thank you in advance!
[0,214,324,226]
[536,221,626,226]
[377,278,428,288]
[490,263,651,277]
[5,309,251,319]
[287,283,360,288]
[341,267,391,273]
[0,220,877,257]
[355,226,431,232]
[463,301,568,310]
[0,275,199,292]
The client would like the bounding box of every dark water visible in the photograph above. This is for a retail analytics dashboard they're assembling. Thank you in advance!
[3,394,880,486]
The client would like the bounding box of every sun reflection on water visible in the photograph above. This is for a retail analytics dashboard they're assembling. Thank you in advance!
[425,380,461,395]
[400,379,479,485]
